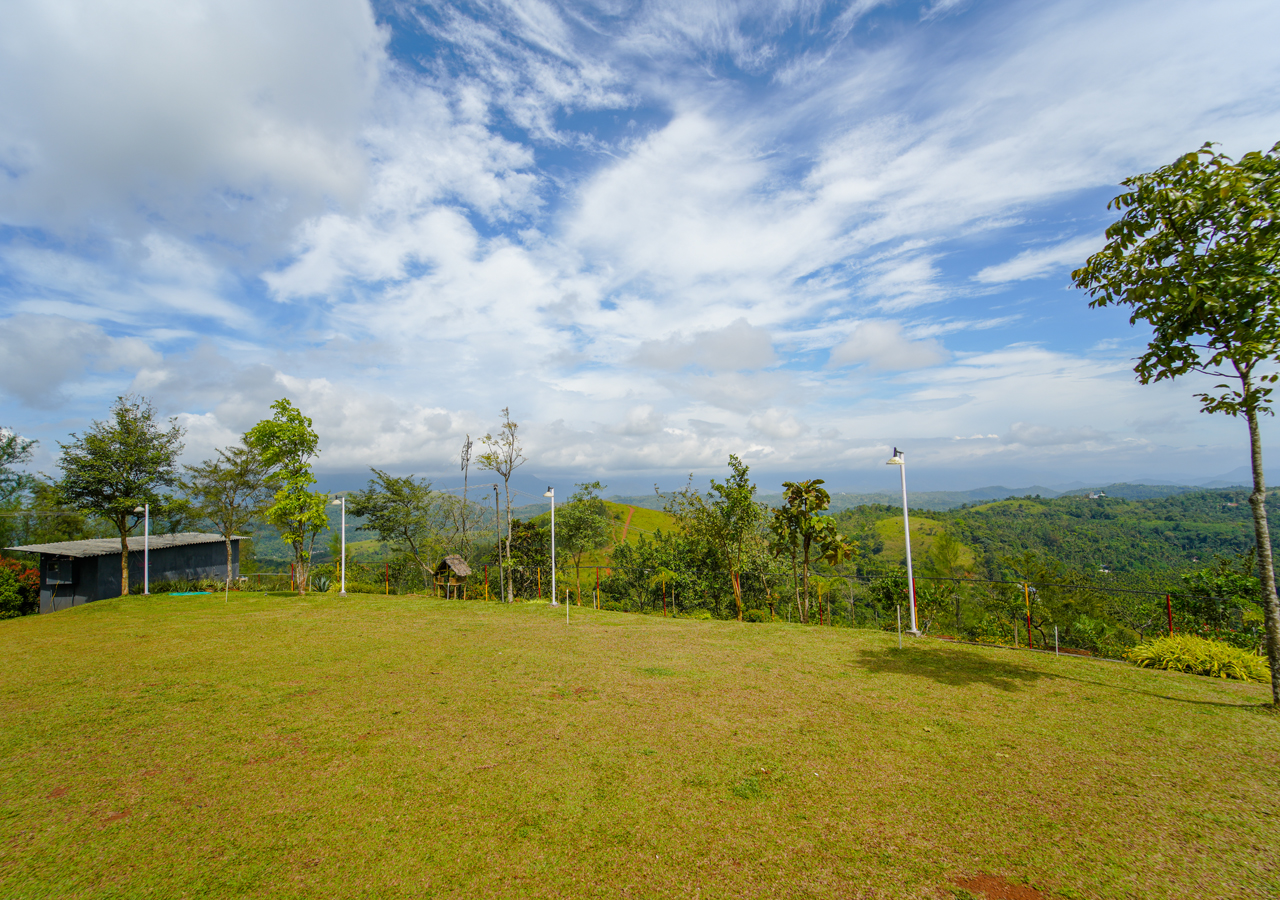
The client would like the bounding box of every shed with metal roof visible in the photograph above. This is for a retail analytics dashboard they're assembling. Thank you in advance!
[5,533,245,614]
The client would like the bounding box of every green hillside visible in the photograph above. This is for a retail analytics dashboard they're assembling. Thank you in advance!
[839,488,1272,582]
[1,594,1273,899]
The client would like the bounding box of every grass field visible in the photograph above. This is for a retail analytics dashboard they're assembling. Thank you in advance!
[1,594,1276,899]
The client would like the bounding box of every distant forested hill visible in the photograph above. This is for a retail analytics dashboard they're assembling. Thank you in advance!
[836,488,1271,584]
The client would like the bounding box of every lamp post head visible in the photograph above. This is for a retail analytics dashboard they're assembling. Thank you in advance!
[331,498,342,506]
[886,447,904,465]
[543,486,554,498]
[133,506,145,513]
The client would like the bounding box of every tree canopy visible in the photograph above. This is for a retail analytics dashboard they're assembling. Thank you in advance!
[245,399,328,592]
[557,481,610,605]
[183,444,273,592]
[348,469,456,589]
[56,395,185,595]
[1072,141,1280,704]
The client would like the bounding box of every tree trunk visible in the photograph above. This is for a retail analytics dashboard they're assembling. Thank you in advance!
[731,570,743,620]
[503,479,514,602]
[801,538,812,625]
[1243,399,1280,706]
[790,548,802,624]
[119,519,130,596]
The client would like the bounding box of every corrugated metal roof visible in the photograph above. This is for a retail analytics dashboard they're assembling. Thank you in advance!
[5,533,245,559]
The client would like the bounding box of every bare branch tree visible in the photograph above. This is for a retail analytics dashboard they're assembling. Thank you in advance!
[478,408,526,602]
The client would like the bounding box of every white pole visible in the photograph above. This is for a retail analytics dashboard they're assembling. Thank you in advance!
[340,496,347,596]
[897,604,902,649]
[898,454,919,635]
[545,487,560,621]
[555,496,561,623]
[1055,625,1059,657]
[143,504,150,595]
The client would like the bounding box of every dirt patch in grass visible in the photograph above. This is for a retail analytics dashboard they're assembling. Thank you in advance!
[948,874,1055,899]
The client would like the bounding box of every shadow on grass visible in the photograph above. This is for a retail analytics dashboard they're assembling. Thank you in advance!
[1048,671,1270,710]
[855,645,1267,708]
[853,647,1048,692]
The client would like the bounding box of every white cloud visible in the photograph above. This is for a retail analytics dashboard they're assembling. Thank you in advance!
[1003,421,1109,448]
[0,314,158,405]
[749,408,808,440]
[974,236,1104,284]
[829,320,949,370]
[3,0,1280,489]
[0,0,384,250]
[632,318,776,371]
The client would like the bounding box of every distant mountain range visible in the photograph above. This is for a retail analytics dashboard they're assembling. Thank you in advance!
[603,474,1253,513]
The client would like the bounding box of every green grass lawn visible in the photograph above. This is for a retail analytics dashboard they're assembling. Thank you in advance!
[1,594,1276,899]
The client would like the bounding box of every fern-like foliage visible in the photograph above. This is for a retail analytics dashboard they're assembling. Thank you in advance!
[1126,634,1270,682]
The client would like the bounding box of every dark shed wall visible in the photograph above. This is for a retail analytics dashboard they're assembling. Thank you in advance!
[38,539,241,614]
[40,555,100,615]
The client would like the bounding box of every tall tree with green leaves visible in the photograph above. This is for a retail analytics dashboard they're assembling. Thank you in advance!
[56,395,185,595]
[557,481,610,605]
[769,479,853,624]
[0,427,38,549]
[478,408,525,602]
[183,444,273,592]
[1072,141,1280,703]
[348,469,455,588]
[0,427,36,506]
[245,399,328,593]
[665,456,767,621]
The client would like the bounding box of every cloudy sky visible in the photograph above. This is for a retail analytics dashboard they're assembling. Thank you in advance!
[2,0,1278,495]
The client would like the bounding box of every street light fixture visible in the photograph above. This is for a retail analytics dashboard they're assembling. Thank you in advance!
[330,496,346,596]
[886,449,919,635]
[132,504,150,595]
[544,486,563,622]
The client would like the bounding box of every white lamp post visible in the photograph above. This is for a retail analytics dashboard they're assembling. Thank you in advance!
[886,449,919,635]
[331,496,346,596]
[544,486,562,622]
[132,504,150,595]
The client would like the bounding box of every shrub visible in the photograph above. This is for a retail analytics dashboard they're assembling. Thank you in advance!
[601,601,623,611]
[1126,634,1270,682]
[743,609,769,623]
[0,557,39,617]
[968,614,1013,644]
[343,581,392,595]
[0,568,24,619]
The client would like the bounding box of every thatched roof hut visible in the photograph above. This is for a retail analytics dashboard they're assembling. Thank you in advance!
[435,555,472,579]
[433,555,472,598]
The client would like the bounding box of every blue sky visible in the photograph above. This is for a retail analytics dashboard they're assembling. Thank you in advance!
[2,0,1279,495]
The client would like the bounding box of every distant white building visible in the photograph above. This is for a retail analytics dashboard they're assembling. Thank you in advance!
[1087,491,1106,499]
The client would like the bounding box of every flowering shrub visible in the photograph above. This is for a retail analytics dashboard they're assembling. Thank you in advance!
[0,557,39,618]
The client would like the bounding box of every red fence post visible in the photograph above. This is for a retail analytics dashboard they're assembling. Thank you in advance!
[1167,593,1174,635]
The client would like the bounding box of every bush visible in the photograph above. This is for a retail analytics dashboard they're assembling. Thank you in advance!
[1126,634,1270,682]
[601,601,623,611]
[141,577,227,594]
[341,581,392,595]
[0,557,39,618]
[0,567,25,619]
[743,609,769,623]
